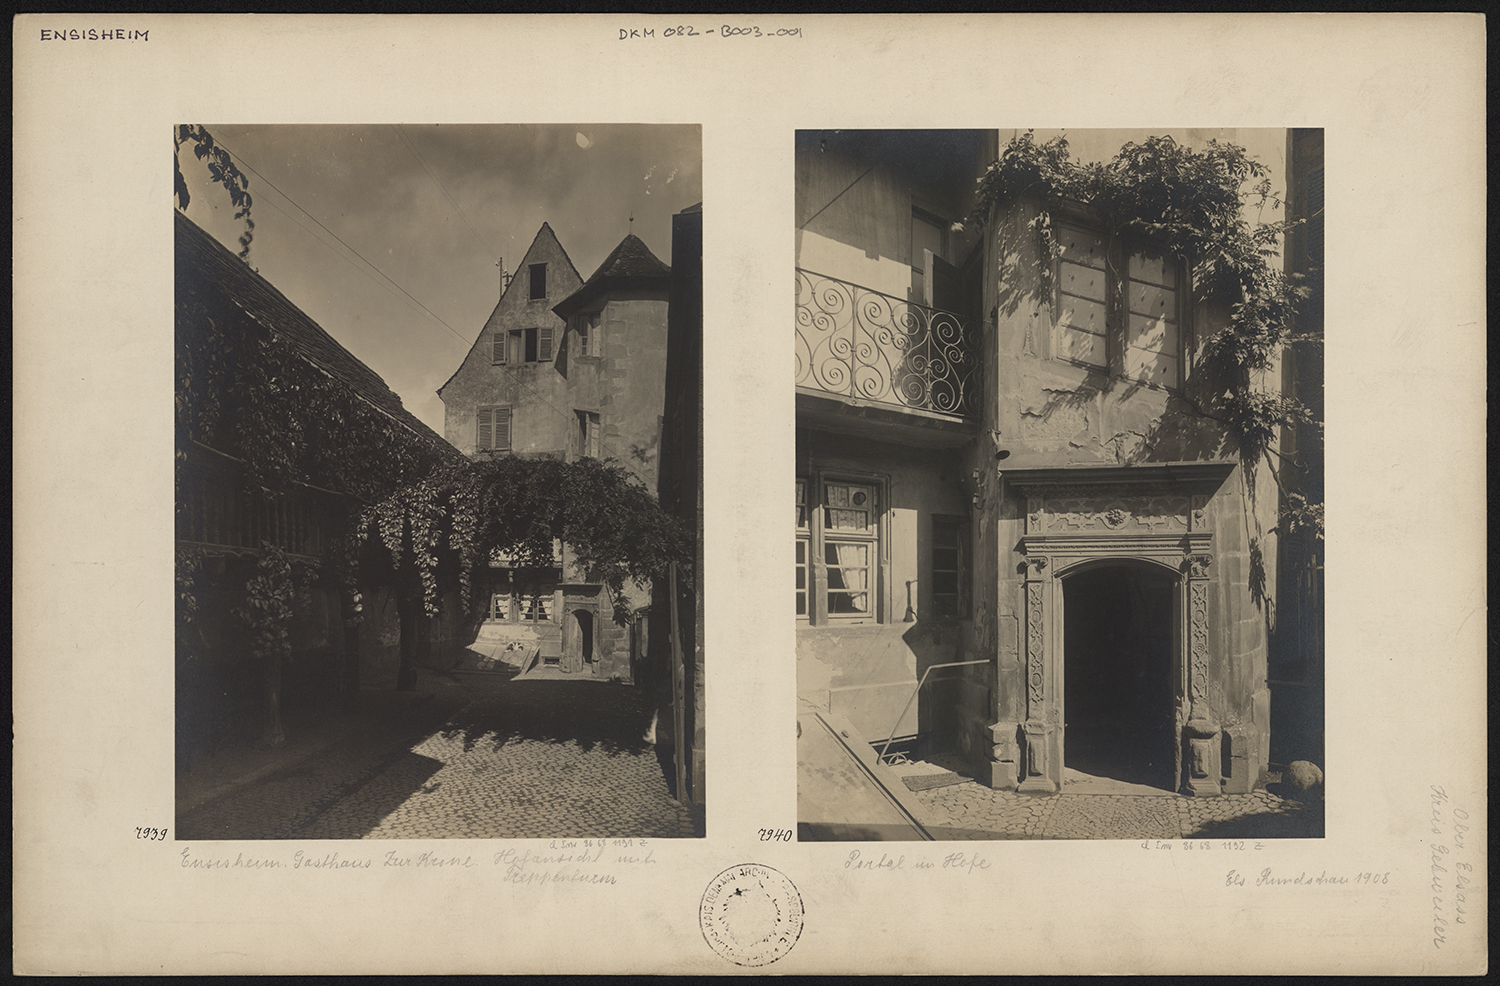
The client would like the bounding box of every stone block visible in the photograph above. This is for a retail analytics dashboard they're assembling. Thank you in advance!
[1222,723,1257,794]
[1285,760,1323,800]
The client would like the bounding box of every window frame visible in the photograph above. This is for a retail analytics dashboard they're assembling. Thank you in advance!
[796,470,888,626]
[529,263,547,300]
[488,583,556,623]
[575,409,601,459]
[573,311,602,358]
[929,513,969,620]
[494,327,554,364]
[476,404,513,452]
[1051,219,1191,391]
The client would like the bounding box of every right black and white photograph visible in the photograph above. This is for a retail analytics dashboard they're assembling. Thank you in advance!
[795,128,1325,841]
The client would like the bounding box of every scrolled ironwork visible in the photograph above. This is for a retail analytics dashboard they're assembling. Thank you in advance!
[795,268,978,418]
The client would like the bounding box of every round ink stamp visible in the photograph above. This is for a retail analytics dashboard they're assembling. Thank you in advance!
[699,863,805,968]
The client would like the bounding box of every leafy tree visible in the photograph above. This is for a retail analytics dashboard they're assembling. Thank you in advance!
[352,455,694,690]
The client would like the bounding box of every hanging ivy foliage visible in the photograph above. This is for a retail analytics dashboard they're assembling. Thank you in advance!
[175,124,255,258]
[967,131,1321,539]
[175,288,455,504]
[354,455,694,624]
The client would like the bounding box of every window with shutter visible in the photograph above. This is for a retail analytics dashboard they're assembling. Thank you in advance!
[476,408,493,449]
[494,406,512,450]
[931,515,968,618]
[1054,222,1187,388]
[575,313,600,357]
[538,325,554,361]
[524,328,538,363]
[476,405,512,451]
[492,331,507,364]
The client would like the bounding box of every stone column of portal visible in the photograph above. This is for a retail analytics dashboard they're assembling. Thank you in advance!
[1018,554,1058,794]
[1182,552,1222,796]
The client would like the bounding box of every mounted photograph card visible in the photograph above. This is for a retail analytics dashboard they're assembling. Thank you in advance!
[12,13,1486,977]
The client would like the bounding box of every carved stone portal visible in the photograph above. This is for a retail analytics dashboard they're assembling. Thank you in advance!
[1000,462,1235,797]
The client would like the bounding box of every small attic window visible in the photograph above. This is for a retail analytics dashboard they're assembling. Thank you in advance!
[529,263,547,300]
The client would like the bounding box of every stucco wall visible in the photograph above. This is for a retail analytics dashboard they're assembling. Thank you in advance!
[439,226,583,457]
[795,430,976,745]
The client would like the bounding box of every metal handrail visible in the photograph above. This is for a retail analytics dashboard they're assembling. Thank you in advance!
[876,659,989,762]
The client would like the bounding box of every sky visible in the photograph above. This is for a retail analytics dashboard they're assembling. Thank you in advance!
[178,124,702,435]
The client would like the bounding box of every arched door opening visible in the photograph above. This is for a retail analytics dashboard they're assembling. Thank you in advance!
[569,609,595,675]
[1062,564,1179,790]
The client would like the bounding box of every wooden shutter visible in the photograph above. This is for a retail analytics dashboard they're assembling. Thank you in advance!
[476,408,493,449]
[494,407,512,450]
[492,331,506,364]
[539,325,554,361]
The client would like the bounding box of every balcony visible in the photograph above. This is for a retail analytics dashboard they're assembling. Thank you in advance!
[795,269,980,423]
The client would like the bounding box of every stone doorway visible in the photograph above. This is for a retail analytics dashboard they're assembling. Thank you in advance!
[563,608,596,675]
[1061,563,1181,792]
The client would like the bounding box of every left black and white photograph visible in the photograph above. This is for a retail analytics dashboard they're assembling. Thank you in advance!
[173,124,704,840]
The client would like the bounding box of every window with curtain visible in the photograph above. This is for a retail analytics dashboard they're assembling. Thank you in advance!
[796,474,882,623]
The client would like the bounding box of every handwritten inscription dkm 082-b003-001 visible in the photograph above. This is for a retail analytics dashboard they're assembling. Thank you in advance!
[619,25,802,40]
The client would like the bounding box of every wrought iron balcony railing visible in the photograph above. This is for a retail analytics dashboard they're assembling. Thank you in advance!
[795,268,979,420]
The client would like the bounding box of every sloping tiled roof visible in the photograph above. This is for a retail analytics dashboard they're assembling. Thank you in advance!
[552,233,671,319]
[175,210,454,455]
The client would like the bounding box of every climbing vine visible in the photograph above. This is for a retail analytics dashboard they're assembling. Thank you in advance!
[175,289,456,504]
[967,131,1321,538]
[354,455,693,624]
[175,124,255,258]
[232,543,297,667]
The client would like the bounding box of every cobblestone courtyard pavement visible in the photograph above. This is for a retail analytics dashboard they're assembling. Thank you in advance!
[178,674,700,841]
[909,769,1323,841]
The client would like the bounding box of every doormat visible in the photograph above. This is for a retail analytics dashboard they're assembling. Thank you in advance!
[900,771,965,792]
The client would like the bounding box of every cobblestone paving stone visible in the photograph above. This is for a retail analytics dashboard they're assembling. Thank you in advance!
[179,676,700,841]
[915,779,1323,840]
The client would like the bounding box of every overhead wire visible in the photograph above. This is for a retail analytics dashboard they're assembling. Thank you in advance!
[210,134,473,350]
[202,131,658,486]
[395,124,499,262]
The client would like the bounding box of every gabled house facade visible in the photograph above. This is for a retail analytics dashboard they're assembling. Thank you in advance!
[438,223,673,682]
[796,130,1296,804]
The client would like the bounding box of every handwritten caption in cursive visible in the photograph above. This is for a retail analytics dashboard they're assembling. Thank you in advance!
[1427,785,1475,950]
[843,849,991,875]
[619,25,802,41]
[177,838,659,886]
